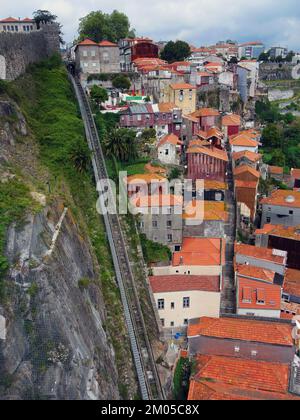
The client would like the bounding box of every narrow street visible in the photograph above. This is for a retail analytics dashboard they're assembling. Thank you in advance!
[221,148,237,314]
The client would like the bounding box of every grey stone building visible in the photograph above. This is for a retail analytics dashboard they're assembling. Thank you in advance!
[133,194,183,250]
[75,39,120,82]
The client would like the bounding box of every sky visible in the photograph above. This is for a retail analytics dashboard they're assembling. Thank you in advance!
[1,0,300,50]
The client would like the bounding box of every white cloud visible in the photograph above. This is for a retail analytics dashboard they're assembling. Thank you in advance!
[0,0,299,50]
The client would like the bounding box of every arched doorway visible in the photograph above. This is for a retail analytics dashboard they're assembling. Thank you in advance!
[0,55,6,80]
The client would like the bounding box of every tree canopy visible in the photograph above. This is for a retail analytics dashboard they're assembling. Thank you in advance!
[78,10,135,43]
[90,85,108,107]
[104,128,138,162]
[112,74,131,90]
[160,41,191,63]
[33,10,57,27]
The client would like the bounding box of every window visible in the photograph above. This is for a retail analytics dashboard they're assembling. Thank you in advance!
[139,221,144,229]
[165,149,169,155]
[184,319,189,326]
[289,210,294,215]
[167,234,173,243]
[167,220,172,228]
[158,299,165,310]
[137,114,142,121]
[83,51,88,57]
[152,220,158,229]
[166,207,172,215]
[251,350,258,357]
[91,50,96,57]
[234,346,240,353]
[161,319,165,327]
[171,302,175,310]
[266,217,271,223]
[183,297,190,308]
[170,322,175,327]
[15,26,18,32]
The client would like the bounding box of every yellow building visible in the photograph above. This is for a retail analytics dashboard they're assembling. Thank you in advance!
[162,83,197,115]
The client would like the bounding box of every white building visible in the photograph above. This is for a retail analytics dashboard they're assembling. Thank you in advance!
[150,275,221,329]
[0,17,37,33]
[157,133,182,166]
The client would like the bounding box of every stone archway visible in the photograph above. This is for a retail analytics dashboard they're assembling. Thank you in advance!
[0,55,6,80]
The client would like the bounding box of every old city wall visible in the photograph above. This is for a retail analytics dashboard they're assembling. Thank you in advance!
[0,24,60,81]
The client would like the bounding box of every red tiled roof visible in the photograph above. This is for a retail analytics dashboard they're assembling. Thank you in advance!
[236,264,276,284]
[230,134,258,147]
[157,102,177,112]
[0,17,19,22]
[157,133,183,148]
[235,180,258,189]
[187,317,293,346]
[191,108,220,118]
[284,268,300,297]
[233,150,262,163]
[260,190,300,209]
[149,275,220,293]
[235,243,287,265]
[173,238,225,267]
[76,38,98,47]
[170,83,196,90]
[131,194,183,208]
[222,114,241,126]
[269,166,284,175]
[186,145,228,162]
[188,355,294,400]
[99,40,117,47]
[255,224,300,241]
[234,164,260,179]
[238,277,282,311]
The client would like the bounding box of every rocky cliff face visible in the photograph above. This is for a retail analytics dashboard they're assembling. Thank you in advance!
[0,203,120,400]
[0,100,120,400]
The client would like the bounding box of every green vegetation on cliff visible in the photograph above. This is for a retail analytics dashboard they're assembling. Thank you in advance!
[1,56,137,397]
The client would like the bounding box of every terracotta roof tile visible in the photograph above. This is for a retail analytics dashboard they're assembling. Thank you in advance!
[255,224,300,241]
[236,264,276,283]
[260,190,300,208]
[188,355,296,400]
[170,83,196,90]
[76,38,98,47]
[284,269,300,297]
[191,108,220,118]
[157,133,183,148]
[187,317,293,346]
[173,238,225,267]
[98,40,117,47]
[131,194,183,208]
[269,166,284,175]
[126,173,167,185]
[183,200,228,222]
[234,164,260,179]
[186,145,228,162]
[237,277,282,311]
[157,102,178,112]
[222,114,241,126]
[230,134,259,147]
[233,150,262,163]
[235,243,287,264]
[149,275,220,293]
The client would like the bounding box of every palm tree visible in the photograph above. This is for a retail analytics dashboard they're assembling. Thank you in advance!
[104,128,137,162]
[69,141,91,173]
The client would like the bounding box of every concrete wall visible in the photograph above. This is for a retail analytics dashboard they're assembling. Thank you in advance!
[237,308,281,319]
[155,290,221,328]
[261,204,300,227]
[0,23,60,80]
[152,265,222,276]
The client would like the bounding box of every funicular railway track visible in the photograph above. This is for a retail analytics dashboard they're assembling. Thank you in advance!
[70,74,164,401]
